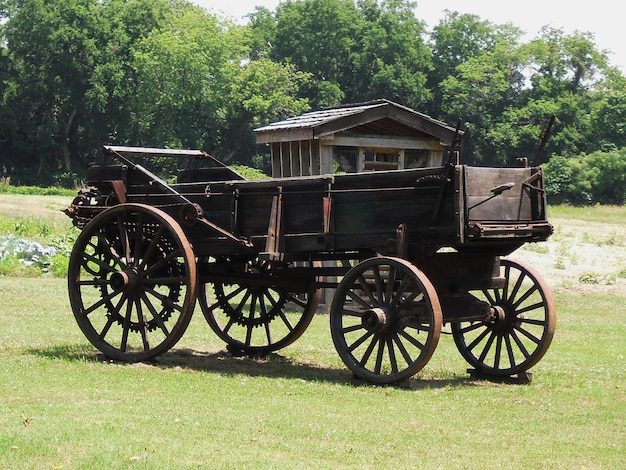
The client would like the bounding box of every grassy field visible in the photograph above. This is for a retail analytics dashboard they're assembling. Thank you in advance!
[0,195,625,468]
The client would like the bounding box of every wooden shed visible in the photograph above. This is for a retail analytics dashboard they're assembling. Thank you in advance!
[254,99,461,177]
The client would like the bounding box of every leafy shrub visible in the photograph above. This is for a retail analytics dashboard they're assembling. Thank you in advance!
[544,148,626,205]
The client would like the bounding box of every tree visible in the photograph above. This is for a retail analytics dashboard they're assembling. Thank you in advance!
[268,0,362,108]
[2,0,105,182]
[351,0,432,107]
[438,36,527,164]
[427,11,521,116]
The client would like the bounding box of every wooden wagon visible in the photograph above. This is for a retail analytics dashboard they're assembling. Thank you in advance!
[65,144,556,384]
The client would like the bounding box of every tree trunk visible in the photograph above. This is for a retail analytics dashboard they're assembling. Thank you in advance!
[62,106,77,171]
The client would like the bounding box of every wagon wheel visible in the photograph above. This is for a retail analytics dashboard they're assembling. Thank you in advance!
[451,258,556,376]
[330,257,442,384]
[68,203,197,362]
[198,259,321,355]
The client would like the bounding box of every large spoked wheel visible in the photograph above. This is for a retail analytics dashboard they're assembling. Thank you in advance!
[68,203,197,362]
[198,259,321,355]
[330,257,442,384]
[451,258,556,376]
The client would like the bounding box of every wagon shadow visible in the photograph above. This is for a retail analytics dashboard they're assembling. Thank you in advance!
[29,344,481,390]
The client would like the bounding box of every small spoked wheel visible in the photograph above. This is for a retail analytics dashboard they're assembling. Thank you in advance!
[68,204,197,362]
[451,258,556,376]
[199,259,321,355]
[330,257,442,384]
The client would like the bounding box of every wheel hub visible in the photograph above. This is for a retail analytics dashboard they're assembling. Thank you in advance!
[110,269,141,296]
[362,307,388,332]
[491,305,511,333]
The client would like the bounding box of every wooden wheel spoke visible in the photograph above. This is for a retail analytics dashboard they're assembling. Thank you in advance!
[392,333,414,366]
[116,215,132,262]
[98,315,116,341]
[244,322,254,347]
[263,289,281,309]
[340,307,363,318]
[145,287,183,313]
[347,329,375,353]
[285,292,307,309]
[222,316,236,334]
[478,331,497,363]
[276,310,295,332]
[372,266,384,304]
[346,288,374,310]
[385,265,396,303]
[513,323,541,345]
[502,265,511,300]
[374,338,385,374]
[263,319,272,345]
[397,328,425,351]
[505,335,517,368]
[359,335,378,366]
[82,289,122,316]
[81,250,118,274]
[390,274,414,308]
[140,292,170,336]
[210,286,245,312]
[512,284,539,310]
[518,316,546,326]
[510,329,532,359]
[397,290,421,311]
[342,323,364,334]
[386,337,399,374]
[96,234,125,268]
[131,212,145,267]
[467,326,491,352]
[138,224,166,271]
[135,299,150,351]
[493,335,503,369]
[120,299,133,352]
[459,321,485,335]
[142,248,184,276]
[77,278,109,287]
[508,270,527,304]
[236,290,253,318]
[356,273,378,306]
[482,288,498,306]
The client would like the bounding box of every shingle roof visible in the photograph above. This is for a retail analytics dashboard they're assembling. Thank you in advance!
[254,99,462,144]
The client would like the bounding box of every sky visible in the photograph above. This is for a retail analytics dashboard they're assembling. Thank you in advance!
[193,0,625,73]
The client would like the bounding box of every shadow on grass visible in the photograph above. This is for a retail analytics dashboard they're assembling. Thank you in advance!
[28,343,482,391]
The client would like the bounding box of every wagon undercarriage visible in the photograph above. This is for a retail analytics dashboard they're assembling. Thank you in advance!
[65,145,556,384]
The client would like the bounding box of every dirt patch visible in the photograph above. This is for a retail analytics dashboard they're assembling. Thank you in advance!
[512,216,626,296]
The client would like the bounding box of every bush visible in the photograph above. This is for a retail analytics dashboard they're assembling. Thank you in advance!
[544,148,626,205]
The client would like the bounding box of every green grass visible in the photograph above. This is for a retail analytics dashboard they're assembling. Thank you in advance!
[549,204,626,224]
[1,195,625,467]
[0,277,624,469]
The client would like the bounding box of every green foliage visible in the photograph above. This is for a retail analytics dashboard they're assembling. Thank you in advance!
[544,149,626,205]
[229,165,271,180]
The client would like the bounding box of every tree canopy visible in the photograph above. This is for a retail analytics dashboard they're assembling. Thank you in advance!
[0,0,625,205]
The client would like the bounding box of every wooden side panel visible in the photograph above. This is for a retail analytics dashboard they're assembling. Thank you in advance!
[464,167,537,222]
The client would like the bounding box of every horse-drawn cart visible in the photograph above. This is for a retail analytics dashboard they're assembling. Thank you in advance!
[65,144,555,384]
